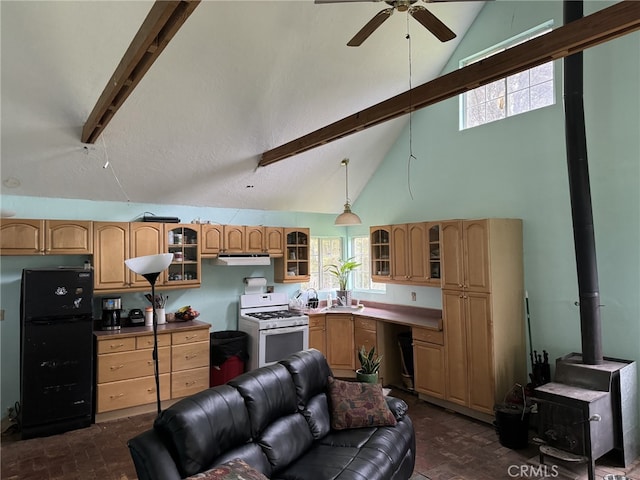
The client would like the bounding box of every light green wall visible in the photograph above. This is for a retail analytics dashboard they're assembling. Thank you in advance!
[353,0,640,382]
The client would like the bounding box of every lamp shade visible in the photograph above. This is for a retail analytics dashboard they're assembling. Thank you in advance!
[335,204,362,226]
[125,253,173,275]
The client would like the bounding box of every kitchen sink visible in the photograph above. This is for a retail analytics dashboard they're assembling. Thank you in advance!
[322,305,364,312]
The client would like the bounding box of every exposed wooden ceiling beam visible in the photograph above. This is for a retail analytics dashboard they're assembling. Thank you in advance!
[259,1,640,167]
[82,0,200,144]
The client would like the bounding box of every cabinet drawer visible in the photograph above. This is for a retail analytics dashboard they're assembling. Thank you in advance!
[172,367,209,399]
[412,327,444,345]
[136,333,171,350]
[96,373,170,413]
[309,315,325,328]
[172,328,209,345]
[172,341,209,371]
[98,347,171,383]
[96,337,136,354]
[355,317,377,331]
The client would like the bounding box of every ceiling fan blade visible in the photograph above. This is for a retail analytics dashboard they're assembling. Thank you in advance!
[409,5,456,42]
[314,0,382,3]
[347,8,393,46]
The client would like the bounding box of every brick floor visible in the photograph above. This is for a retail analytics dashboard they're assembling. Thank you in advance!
[1,390,638,479]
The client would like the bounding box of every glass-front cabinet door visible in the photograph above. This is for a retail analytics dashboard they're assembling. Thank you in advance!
[370,226,391,283]
[426,222,441,286]
[274,228,310,283]
[165,224,201,286]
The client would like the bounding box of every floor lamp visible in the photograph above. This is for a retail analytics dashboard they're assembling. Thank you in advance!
[125,253,173,415]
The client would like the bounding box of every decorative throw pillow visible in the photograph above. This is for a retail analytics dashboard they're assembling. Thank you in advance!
[327,376,397,430]
[186,459,268,480]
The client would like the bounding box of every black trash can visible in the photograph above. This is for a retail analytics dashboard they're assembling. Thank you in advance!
[397,331,414,389]
[493,403,530,449]
[210,331,248,387]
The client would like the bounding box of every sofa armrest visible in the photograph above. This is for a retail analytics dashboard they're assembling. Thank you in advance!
[128,429,182,480]
[385,396,408,420]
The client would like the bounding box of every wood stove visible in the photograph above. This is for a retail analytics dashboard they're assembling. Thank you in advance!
[535,353,638,480]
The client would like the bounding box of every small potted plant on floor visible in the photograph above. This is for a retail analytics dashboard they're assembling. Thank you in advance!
[325,256,361,307]
[356,345,382,384]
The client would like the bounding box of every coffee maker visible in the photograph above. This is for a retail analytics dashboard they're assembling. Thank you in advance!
[101,297,122,331]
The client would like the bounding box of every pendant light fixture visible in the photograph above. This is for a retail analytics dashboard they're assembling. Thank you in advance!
[335,158,362,226]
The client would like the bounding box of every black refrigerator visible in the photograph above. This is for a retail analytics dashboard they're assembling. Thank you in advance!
[20,267,94,439]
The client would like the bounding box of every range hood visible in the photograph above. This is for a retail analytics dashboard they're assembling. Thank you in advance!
[214,253,271,266]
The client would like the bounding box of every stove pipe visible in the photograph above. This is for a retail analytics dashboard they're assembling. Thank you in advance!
[563,1,602,365]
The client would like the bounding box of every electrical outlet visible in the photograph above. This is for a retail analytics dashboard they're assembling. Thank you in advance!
[411,292,416,301]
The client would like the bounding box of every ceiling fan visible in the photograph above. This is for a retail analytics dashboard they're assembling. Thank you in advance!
[315,0,462,46]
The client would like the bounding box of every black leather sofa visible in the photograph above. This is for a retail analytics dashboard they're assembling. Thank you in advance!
[128,349,416,480]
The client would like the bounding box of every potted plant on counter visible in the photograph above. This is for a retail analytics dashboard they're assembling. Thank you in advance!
[325,256,361,308]
[356,345,382,384]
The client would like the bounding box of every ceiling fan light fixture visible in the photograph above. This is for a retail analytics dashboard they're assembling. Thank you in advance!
[335,158,362,226]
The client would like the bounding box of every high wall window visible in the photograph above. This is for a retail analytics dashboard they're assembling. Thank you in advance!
[460,21,555,130]
[351,236,385,292]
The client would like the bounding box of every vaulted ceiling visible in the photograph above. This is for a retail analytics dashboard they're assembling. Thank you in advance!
[1,1,485,214]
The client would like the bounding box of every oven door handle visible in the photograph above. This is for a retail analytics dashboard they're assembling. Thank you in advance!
[261,325,307,335]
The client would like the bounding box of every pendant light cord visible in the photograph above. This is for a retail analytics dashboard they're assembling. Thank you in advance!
[406,17,416,200]
[343,158,350,206]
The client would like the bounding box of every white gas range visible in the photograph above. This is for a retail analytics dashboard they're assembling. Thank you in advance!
[238,292,309,371]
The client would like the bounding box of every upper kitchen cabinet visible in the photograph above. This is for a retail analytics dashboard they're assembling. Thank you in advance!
[201,225,284,257]
[129,223,165,288]
[371,222,440,286]
[245,226,265,253]
[201,224,223,256]
[274,228,310,283]
[165,224,201,286]
[94,222,201,292]
[426,222,441,286]
[94,222,130,291]
[264,227,284,256]
[441,219,490,292]
[370,226,391,283]
[1,219,93,255]
[222,225,245,253]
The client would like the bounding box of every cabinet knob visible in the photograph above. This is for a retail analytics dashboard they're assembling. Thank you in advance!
[110,364,125,370]
[110,343,124,349]
[110,393,125,399]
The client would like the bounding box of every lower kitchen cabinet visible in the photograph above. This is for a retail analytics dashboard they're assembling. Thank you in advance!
[308,314,326,353]
[326,314,355,374]
[94,321,210,420]
[412,327,445,399]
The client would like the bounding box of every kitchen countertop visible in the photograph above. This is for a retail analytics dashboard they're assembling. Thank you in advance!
[94,319,211,339]
[305,301,442,331]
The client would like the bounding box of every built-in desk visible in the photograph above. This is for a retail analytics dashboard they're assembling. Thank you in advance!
[306,302,443,391]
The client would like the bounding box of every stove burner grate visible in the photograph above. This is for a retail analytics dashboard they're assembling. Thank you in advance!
[245,310,300,321]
